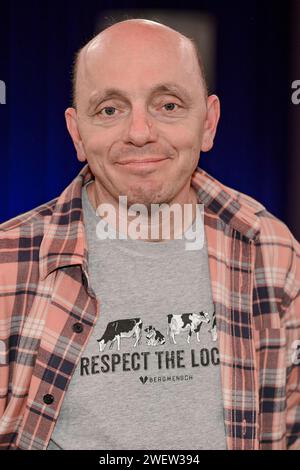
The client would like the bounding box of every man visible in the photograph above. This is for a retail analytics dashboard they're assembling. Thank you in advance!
[0,18,299,451]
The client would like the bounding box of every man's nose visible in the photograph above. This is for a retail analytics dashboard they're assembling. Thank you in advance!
[123,105,156,146]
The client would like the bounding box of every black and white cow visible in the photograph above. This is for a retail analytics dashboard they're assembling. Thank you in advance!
[166,312,210,344]
[144,325,166,346]
[208,310,217,341]
[97,318,143,352]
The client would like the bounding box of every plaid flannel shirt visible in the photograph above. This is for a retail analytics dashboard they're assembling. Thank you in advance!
[0,163,299,450]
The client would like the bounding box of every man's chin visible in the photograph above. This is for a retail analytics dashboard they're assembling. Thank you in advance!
[119,185,167,207]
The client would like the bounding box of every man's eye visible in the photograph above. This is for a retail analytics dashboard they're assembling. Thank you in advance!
[96,102,180,118]
[98,106,117,117]
[162,102,180,112]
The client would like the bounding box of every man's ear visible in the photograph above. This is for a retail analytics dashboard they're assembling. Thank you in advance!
[201,95,221,152]
[65,107,87,162]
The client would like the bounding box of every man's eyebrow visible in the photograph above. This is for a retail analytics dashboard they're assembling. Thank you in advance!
[87,83,192,110]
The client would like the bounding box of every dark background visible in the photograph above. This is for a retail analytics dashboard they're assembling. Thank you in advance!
[0,0,299,241]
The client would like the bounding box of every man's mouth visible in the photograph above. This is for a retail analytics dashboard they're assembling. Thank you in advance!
[116,156,169,165]
[115,157,170,173]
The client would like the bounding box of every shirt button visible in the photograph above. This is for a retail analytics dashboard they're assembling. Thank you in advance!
[72,322,84,333]
[43,394,54,405]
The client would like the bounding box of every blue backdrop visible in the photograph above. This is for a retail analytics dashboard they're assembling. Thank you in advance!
[0,0,294,237]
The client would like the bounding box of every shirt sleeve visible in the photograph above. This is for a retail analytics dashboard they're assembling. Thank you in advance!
[282,231,300,450]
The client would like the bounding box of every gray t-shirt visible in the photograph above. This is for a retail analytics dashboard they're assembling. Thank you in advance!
[47,181,227,450]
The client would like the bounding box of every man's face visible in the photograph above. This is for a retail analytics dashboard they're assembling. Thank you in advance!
[66,23,219,208]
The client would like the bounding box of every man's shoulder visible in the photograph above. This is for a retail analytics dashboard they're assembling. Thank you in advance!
[226,186,300,307]
[0,197,59,238]
[194,167,296,247]
[0,167,87,288]
[0,198,62,285]
[227,184,299,251]
[230,186,266,214]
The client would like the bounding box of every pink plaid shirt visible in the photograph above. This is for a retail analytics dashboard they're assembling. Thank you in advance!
[0,163,299,450]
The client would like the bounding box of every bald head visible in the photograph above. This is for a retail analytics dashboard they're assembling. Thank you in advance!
[71,18,207,109]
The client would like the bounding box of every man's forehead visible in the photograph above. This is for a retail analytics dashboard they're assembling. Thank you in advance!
[74,20,204,107]
[79,22,194,78]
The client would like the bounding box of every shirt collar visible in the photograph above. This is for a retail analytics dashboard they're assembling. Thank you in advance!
[39,163,264,280]
[191,166,264,241]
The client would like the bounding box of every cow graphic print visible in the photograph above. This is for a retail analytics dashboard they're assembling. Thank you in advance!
[96,311,217,352]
